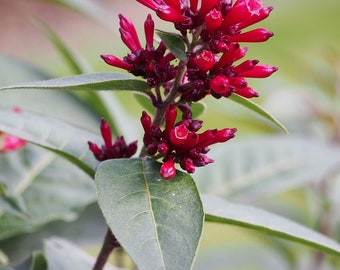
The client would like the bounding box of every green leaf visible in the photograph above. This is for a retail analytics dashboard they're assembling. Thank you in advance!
[133,93,155,115]
[156,31,187,61]
[96,158,204,270]
[0,73,150,93]
[0,145,96,241]
[0,266,14,270]
[0,110,99,177]
[202,194,340,256]
[229,94,288,133]
[191,102,206,119]
[30,251,48,270]
[44,237,122,270]
[194,136,340,202]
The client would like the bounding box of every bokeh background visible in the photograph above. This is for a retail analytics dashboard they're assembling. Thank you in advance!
[1,0,340,269]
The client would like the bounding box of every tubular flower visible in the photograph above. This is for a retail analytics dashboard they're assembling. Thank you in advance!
[141,104,236,179]
[101,14,178,87]
[88,118,138,161]
[0,107,26,153]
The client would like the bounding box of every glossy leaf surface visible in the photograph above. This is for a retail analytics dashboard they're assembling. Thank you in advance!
[96,158,204,270]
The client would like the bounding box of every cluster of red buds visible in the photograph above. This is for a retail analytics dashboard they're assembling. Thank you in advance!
[0,107,26,153]
[88,119,137,161]
[141,104,236,179]
[90,0,277,179]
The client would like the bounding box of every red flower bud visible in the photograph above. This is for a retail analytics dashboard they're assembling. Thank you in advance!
[180,157,195,173]
[100,55,132,71]
[156,5,186,23]
[160,159,176,180]
[205,8,223,34]
[199,0,219,16]
[119,14,142,51]
[238,64,278,78]
[209,75,230,96]
[170,124,189,146]
[228,28,274,43]
[165,104,177,133]
[158,143,169,155]
[144,14,155,49]
[235,86,259,98]
[211,128,237,143]
[196,50,217,73]
[100,118,112,150]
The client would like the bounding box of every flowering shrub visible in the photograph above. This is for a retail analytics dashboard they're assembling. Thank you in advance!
[0,0,340,270]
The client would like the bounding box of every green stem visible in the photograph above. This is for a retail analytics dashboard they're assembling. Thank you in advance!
[93,228,121,270]
[152,61,187,126]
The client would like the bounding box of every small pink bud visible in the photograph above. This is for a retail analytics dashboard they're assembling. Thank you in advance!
[180,157,195,173]
[2,135,26,152]
[160,159,176,180]
[119,28,142,53]
[119,14,142,51]
[157,143,169,155]
[141,111,152,132]
[234,59,259,73]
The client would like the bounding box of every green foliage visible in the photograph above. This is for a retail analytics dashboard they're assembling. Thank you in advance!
[96,158,204,270]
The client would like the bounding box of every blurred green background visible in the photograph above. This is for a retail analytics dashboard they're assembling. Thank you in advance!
[1,0,340,269]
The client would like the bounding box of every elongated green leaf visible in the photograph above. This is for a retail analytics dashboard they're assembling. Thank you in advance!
[157,31,187,61]
[30,252,48,270]
[0,266,14,270]
[0,110,99,177]
[44,237,122,270]
[0,73,150,93]
[202,194,340,256]
[194,136,340,202]
[229,94,288,133]
[96,158,204,270]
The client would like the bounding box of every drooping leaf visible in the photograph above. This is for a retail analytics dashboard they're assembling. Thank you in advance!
[44,237,123,270]
[0,73,150,93]
[229,94,288,133]
[0,110,100,177]
[96,158,204,270]
[0,145,96,241]
[202,194,340,256]
[194,136,340,202]
[156,31,187,61]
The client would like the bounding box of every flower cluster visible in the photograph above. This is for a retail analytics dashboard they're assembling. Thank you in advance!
[92,0,277,179]
[101,14,178,88]
[88,119,137,161]
[141,104,236,179]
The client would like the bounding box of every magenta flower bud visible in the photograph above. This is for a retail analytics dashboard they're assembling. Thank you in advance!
[211,128,237,143]
[190,0,198,12]
[209,75,230,96]
[197,130,215,148]
[126,141,138,157]
[136,0,159,11]
[234,59,259,73]
[141,111,152,132]
[228,77,248,88]
[88,141,104,161]
[199,0,219,16]
[229,28,274,42]
[165,104,177,132]
[100,54,132,71]
[210,40,229,52]
[160,159,176,180]
[188,120,203,132]
[156,5,186,23]
[196,50,217,73]
[235,86,259,98]
[164,0,181,13]
[238,64,278,78]
[144,14,155,49]
[158,143,169,155]
[205,8,223,34]
[100,118,112,150]
[180,157,195,173]
[237,6,273,30]
[119,14,142,51]
[119,28,142,53]
[170,124,189,146]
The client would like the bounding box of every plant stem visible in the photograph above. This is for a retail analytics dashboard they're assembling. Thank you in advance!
[93,227,121,270]
[152,61,187,126]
